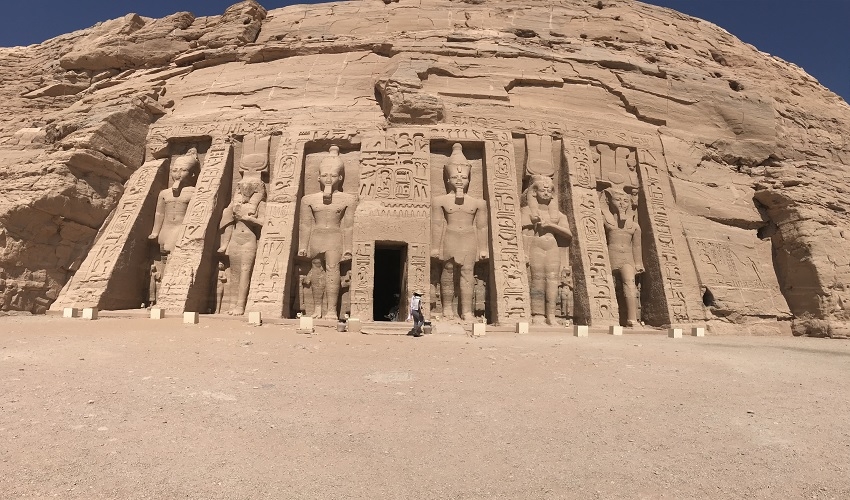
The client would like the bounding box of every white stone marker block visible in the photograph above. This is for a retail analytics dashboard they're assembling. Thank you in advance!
[81,308,98,320]
[609,325,623,336]
[62,308,78,318]
[299,315,314,330]
[573,325,589,337]
[248,312,262,326]
[472,323,486,337]
[691,327,705,337]
[668,328,683,339]
[516,322,529,334]
[347,318,362,333]
[183,312,199,324]
[150,308,165,319]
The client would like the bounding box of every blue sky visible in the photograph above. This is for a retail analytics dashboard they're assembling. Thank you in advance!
[1,1,848,102]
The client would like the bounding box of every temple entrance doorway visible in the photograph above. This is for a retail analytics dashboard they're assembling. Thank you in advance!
[373,243,407,321]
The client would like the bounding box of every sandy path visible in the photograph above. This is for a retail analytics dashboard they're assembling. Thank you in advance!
[1,315,849,499]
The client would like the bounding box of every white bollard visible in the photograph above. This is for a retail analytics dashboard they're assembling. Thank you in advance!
[81,308,98,320]
[472,323,486,337]
[609,325,623,336]
[515,322,529,334]
[183,312,199,324]
[150,308,165,319]
[299,315,314,330]
[668,328,683,339]
[691,327,705,337]
[573,325,589,337]
[347,318,362,333]
[248,312,262,326]
[62,308,78,318]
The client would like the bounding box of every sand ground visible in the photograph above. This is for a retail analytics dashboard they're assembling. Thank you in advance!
[1,314,849,499]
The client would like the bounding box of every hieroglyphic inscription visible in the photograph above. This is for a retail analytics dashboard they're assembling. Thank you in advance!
[158,138,232,312]
[245,133,306,316]
[349,241,374,320]
[483,131,531,323]
[408,243,430,318]
[359,129,429,202]
[563,138,619,325]
[637,149,692,323]
[54,159,167,309]
[447,115,660,150]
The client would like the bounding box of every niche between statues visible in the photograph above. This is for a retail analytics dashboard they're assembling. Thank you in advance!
[591,142,665,327]
[429,140,491,322]
[520,134,574,326]
[290,141,360,320]
[209,134,277,315]
[146,138,213,310]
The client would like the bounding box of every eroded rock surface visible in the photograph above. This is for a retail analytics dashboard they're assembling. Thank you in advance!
[2,0,849,336]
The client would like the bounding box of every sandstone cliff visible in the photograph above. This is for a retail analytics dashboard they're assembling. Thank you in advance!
[2,0,849,336]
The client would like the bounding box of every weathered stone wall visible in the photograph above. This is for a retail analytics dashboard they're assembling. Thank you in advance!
[4,0,850,336]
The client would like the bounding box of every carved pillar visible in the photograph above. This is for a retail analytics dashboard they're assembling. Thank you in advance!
[157,137,233,312]
[245,132,308,317]
[350,241,374,320]
[484,132,532,324]
[636,148,706,325]
[351,128,431,320]
[52,159,168,310]
[562,138,619,326]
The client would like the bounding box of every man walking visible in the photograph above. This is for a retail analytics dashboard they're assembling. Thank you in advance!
[408,290,425,337]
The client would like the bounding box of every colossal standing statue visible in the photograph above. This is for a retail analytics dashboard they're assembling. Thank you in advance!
[298,146,357,320]
[431,143,489,321]
[218,178,266,315]
[520,175,572,325]
[148,148,199,278]
[602,187,644,326]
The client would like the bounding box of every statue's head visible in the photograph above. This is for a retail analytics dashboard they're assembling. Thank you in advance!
[318,146,344,201]
[445,143,471,199]
[171,148,200,187]
[529,175,554,204]
[605,188,632,223]
[235,177,265,202]
[311,257,323,269]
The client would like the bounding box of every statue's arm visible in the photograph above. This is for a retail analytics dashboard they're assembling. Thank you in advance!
[430,199,445,259]
[217,206,235,253]
[632,225,644,273]
[342,196,356,259]
[298,199,312,256]
[149,192,165,239]
[549,213,573,243]
[475,199,490,260]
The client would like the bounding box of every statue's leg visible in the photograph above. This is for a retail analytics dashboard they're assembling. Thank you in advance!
[458,263,475,321]
[440,260,455,319]
[233,244,257,316]
[227,251,244,315]
[544,246,560,325]
[528,246,546,324]
[323,251,341,320]
[619,265,638,326]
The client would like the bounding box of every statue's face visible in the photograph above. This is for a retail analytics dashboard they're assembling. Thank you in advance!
[318,165,342,191]
[170,160,193,183]
[449,167,470,193]
[237,180,258,199]
[610,191,631,215]
[312,258,323,269]
[534,179,554,203]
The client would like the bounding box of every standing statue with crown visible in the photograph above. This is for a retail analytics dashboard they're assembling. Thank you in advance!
[217,135,269,315]
[431,143,490,321]
[298,146,357,320]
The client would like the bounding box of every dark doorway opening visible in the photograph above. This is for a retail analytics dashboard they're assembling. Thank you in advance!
[373,244,406,321]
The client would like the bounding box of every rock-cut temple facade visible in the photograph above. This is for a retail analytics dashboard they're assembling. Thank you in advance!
[3,0,850,336]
